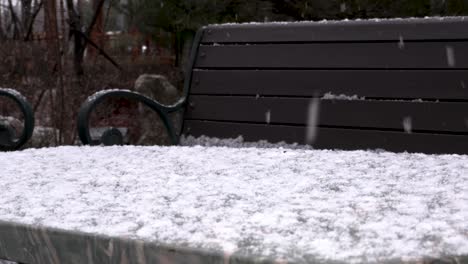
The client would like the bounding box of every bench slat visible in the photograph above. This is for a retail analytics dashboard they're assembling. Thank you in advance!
[202,17,468,43]
[186,95,468,133]
[196,42,468,69]
[191,70,468,99]
[183,120,468,154]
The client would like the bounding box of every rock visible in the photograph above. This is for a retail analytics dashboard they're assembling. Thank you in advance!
[133,74,183,145]
[0,116,25,149]
[0,116,23,132]
[29,126,58,148]
[134,74,179,105]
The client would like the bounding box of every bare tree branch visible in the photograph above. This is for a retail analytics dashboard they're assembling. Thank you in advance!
[65,0,85,75]
[86,0,105,37]
[7,0,21,39]
[72,28,122,71]
[32,88,47,113]
[24,0,43,41]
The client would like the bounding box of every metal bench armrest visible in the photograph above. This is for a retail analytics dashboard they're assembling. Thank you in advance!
[0,88,35,151]
[77,89,184,146]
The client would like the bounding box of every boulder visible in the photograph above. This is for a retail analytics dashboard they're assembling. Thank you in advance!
[0,116,23,149]
[133,74,183,145]
[29,126,58,148]
[134,74,179,105]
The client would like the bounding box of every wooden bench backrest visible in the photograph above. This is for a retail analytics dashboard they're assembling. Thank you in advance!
[183,17,468,154]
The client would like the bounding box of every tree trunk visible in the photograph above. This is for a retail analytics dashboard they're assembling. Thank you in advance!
[21,0,33,30]
[0,0,4,39]
[88,0,105,58]
[44,0,58,63]
[7,0,21,39]
[65,0,84,75]
[44,0,64,144]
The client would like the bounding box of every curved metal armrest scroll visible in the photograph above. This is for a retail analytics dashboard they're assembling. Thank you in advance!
[0,88,35,151]
[77,89,185,146]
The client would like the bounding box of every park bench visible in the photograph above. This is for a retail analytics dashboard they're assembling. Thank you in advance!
[78,16,468,154]
[0,88,34,151]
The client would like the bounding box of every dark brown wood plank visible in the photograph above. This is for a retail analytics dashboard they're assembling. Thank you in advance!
[186,96,468,133]
[191,70,468,100]
[202,17,468,43]
[195,42,468,69]
[183,120,468,154]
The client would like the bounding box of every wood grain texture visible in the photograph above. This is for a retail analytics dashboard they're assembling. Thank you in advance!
[185,18,468,154]
[202,17,468,43]
[183,120,468,154]
[196,42,468,69]
[190,70,468,99]
[186,96,468,132]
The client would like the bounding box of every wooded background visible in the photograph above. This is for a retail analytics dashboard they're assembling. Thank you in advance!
[1,0,467,146]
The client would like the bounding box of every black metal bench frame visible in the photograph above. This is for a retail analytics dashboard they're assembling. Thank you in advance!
[77,29,204,146]
[0,88,35,151]
[78,17,468,154]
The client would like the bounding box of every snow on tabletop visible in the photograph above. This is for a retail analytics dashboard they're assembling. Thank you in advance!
[0,138,467,263]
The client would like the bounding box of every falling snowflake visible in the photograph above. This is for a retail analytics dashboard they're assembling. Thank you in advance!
[306,97,321,144]
[265,110,271,124]
[403,116,412,134]
[340,3,346,12]
[398,35,405,49]
[446,46,456,67]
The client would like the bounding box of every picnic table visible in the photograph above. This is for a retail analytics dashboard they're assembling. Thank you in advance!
[0,140,467,263]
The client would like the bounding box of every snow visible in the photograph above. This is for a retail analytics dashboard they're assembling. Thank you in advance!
[180,135,313,149]
[320,93,432,103]
[402,116,412,134]
[84,89,186,108]
[340,3,347,13]
[208,16,467,27]
[305,98,320,144]
[321,92,365,101]
[0,139,467,263]
[265,110,271,124]
[398,35,405,49]
[85,88,134,103]
[0,116,20,125]
[446,46,456,67]
[0,88,28,103]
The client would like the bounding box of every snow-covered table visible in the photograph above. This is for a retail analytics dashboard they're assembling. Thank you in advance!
[0,139,467,263]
